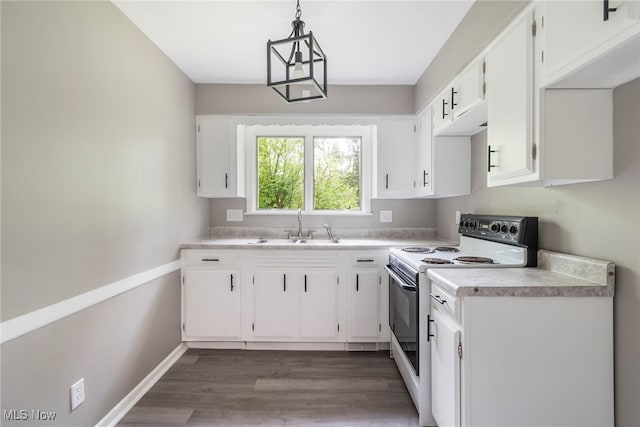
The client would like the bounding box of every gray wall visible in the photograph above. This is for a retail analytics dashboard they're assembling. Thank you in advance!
[435,79,640,427]
[210,198,436,230]
[1,1,208,425]
[196,84,415,115]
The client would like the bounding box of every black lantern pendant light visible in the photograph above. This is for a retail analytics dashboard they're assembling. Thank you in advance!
[267,0,327,103]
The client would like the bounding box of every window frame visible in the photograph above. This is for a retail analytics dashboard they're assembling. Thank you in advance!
[244,124,373,215]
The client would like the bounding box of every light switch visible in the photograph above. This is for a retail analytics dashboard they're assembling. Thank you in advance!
[226,209,244,222]
[380,210,393,223]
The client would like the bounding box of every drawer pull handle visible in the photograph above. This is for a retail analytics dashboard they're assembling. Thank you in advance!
[431,294,447,305]
[427,314,435,342]
[488,145,497,172]
[202,258,220,262]
[356,274,359,292]
[356,259,374,263]
[230,274,234,292]
[603,0,617,21]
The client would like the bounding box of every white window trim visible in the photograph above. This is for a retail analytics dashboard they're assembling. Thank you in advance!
[243,124,374,215]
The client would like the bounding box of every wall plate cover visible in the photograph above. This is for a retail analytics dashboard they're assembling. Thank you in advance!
[226,209,244,222]
[380,210,393,223]
[70,378,85,411]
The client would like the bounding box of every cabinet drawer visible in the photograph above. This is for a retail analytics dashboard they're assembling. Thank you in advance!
[430,282,460,322]
[350,252,387,267]
[182,250,240,267]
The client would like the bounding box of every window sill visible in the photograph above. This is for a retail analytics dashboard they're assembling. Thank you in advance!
[244,210,373,217]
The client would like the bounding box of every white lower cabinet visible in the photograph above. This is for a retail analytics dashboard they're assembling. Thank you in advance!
[252,270,297,339]
[182,268,241,340]
[182,249,389,346]
[430,308,461,427]
[348,270,381,340]
[429,281,614,427]
[251,268,341,341]
[299,271,340,340]
[348,252,390,342]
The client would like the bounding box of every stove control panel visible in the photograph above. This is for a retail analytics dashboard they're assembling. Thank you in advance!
[458,214,538,248]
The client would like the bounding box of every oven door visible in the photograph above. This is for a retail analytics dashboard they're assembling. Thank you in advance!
[386,265,419,376]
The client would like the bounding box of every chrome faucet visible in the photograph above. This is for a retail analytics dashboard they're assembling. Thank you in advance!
[297,208,303,237]
[324,224,335,241]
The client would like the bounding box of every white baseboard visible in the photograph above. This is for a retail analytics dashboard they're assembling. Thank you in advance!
[96,343,187,427]
[186,341,247,350]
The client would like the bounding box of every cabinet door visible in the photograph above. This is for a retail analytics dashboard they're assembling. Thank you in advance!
[253,270,297,339]
[542,0,640,87]
[348,270,381,341]
[414,110,433,197]
[487,11,536,186]
[299,271,340,340]
[183,269,241,340]
[431,308,462,427]
[452,59,486,120]
[376,117,417,199]
[432,88,453,133]
[197,116,234,197]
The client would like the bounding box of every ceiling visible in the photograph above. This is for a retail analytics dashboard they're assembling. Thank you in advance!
[112,0,475,85]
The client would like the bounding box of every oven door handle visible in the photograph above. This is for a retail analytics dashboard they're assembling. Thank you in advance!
[384,266,417,292]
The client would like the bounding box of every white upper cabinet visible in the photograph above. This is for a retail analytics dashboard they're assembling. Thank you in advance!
[486,9,536,185]
[196,115,245,198]
[487,5,614,188]
[432,57,488,136]
[432,87,453,133]
[414,110,434,197]
[540,0,640,88]
[375,117,417,199]
[415,110,471,198]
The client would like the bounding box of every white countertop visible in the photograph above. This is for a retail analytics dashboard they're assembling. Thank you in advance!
[427,249,615,297]
[181,238,450,250]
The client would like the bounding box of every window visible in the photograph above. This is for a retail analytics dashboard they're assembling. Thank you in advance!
[244,124,373,214]
[257,137,304,210]
[313,137,361,210]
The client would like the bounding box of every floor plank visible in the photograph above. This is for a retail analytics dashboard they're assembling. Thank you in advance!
[117,349,418,426]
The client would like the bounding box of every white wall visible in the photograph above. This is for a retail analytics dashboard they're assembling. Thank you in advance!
[1,1,208,425]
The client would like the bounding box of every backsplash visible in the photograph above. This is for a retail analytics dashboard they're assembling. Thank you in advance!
[209,198,437,230]
[209,226,439,241]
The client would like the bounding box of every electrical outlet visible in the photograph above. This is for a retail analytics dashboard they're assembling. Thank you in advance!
[455,211,461,225]
[226,209,243,222]
[380,210,393,223]
[70,378,85,411]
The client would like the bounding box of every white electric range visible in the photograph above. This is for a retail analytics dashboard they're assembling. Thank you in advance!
[385,214,538,426]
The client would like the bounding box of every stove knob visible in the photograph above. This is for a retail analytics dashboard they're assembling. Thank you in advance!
[491,223,500,232]
[509,225,518,235]
[470,220,477,229]
[501,224,508,233]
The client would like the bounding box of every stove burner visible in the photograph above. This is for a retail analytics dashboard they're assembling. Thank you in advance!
[435,246,460,253]
[402,247,435,254]
[422,257,454,265]
[454,256,496,264]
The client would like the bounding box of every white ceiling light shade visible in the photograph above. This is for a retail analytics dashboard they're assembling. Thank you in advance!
[267,0,327,103]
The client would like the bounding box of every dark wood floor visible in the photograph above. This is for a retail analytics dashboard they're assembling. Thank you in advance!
[118,348,419,426]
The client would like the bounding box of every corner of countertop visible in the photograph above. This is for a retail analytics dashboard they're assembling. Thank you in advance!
[537,249,615,289]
